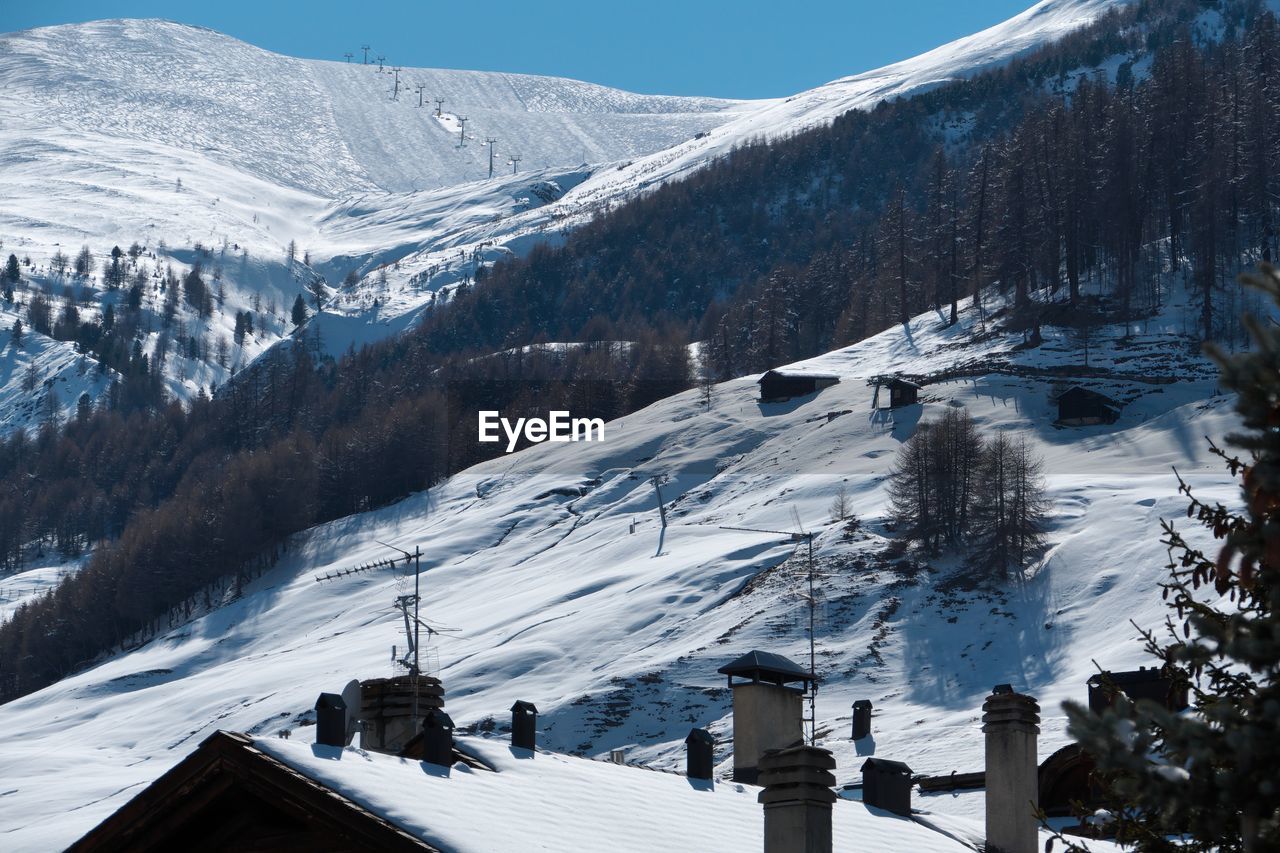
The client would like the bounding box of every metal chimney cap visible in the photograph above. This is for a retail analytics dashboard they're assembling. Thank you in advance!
[315,692,347,711]
[860,757,911,776]
[685,727,714,746]
[852,699,873,710]
[992,683,1015,695]
[422,709,455,731]
[511,700,538,714]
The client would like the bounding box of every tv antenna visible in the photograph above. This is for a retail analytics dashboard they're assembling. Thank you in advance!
[361,45,371,65]
[485,137,499,178]
[314,543,429,678]
[457,116,468,146]
[509,154,521,174]
[415,84,426,107]
[720,512,819,746]
[343,52,354,63]
[434,97,445,117]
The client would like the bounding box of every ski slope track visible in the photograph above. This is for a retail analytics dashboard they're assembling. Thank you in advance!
[0,0,1131,425]
[0,285,1239,849]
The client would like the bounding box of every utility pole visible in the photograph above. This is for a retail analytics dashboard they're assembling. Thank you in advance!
[434,98,445,117]
[343,52,353,63]
[485,137,498,178]
[457,116,468,146]
[361,45,370,64]
[415,84,426,107]
[509,154,521,174]
[392,67,402,99]
[376,55,386,73]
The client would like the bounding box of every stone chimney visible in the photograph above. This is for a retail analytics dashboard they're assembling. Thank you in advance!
[358,675,444,754]
[758,745,836,853]
[983,685,1040,853]
[685,728,714,781]
[717,650,814,784]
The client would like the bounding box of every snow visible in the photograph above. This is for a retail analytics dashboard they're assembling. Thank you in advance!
[0,282,1236,850]
[256,735,985,853]
[0,2,1132,398]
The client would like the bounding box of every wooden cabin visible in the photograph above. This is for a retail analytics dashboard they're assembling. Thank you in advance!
[1054,386,1121,426]
[868,375,921,409]
[1087,666,1189,715]
[883,377,920,408]
[757,369,840,403]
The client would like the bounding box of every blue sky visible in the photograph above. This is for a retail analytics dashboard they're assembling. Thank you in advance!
[1,1,1037,99]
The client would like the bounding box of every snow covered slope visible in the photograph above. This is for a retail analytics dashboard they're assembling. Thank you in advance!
[292,0,1138,354]
[0,283,1237,849]
[0,2,1132,408]
[0,19,748,197]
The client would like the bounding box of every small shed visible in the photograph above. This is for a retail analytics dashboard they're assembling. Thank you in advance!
[1087,666,1188,714]
[758,370,840,403]
[884,377,920,408]
[868,375,921,409]
[1054,386,1120,426]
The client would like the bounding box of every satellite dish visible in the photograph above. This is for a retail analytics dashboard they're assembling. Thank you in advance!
[340,678,362,746]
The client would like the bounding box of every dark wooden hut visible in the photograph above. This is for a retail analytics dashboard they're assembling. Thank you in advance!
[1054,386,1120,426]
[757,370,840,403]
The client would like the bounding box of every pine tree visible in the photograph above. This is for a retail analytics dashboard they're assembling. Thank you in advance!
[10,318,22,347]
[1059,266,1280,851]
[291,294,308,328]
[4,254,19,284]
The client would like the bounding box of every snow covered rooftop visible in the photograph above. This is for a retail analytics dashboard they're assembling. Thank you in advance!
[255,734,978,852]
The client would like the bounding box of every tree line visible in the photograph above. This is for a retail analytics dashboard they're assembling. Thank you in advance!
[888,408,1048,576]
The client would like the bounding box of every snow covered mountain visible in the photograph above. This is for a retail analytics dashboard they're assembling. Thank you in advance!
[0,283,1236,849]
[0,1,1133,432]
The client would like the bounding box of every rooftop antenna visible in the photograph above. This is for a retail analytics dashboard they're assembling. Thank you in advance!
[343,52,354,63]
[415,84,426,107]
[720,516,819,746]
[457,116,468,147]
[434,97,445,117]
[361,45,371,65]
[392,67,403,99]
[509,154,521,174]
[485,137,499,178]
[376,55,386,73]
[377,541,424,676]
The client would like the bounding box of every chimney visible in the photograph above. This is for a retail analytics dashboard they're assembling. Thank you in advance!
[983,685,1040,853]
[421,708,455,767]
[510,700,537,751]
[851,699,872,740]
[685,728,714,781]
[859,757,911,816]
[609,748,626,765]
[358,675,445,754]
[758,745,836,853]
[314,692,348,747]
[717,650,814,784]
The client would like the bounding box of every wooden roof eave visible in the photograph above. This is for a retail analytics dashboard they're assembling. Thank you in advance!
[70,731,437,853]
